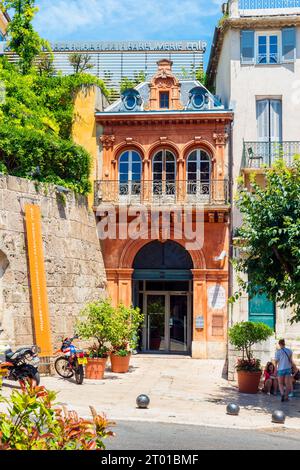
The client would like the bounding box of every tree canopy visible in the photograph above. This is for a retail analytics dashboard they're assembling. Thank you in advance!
[1,0,50,75]
[233,158,300,323]
[0,0,109,194]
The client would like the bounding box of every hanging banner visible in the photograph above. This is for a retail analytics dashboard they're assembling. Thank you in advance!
[25,204,53,357]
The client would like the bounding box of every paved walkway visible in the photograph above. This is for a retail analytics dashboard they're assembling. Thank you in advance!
[1,356,300,430]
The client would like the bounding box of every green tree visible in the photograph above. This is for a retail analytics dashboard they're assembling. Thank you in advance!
[233,158,300,323]
[76,299,115,357]
[1,0,51,74]
[69,53,94,74]
[120,70,146,93]
[36,52,56,76]
[109,303,144,353]
[0,59,108,193]
[229,322,273,362]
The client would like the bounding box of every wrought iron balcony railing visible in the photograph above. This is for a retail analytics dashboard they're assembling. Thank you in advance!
[94,180,229,206]
[242,141,300,169]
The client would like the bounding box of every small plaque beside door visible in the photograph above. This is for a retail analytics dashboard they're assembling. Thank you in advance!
[195,316,204,329]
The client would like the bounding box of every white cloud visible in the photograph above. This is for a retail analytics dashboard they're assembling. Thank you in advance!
[34,0,223,39]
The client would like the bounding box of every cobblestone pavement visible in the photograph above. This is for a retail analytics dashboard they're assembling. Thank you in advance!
[1,356,300,430]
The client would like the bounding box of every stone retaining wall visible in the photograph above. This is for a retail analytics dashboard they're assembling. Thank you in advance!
[0,175,107,351]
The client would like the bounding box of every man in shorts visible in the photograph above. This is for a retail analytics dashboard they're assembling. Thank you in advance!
[275,339,294,402]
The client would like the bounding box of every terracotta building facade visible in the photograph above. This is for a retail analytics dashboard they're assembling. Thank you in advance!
[95,60,233,359]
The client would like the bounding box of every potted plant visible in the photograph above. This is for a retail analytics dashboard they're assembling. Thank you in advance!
[76,299,115,380]
[147,300,164,350]
[228,321,273,394]
[110,303,144,373]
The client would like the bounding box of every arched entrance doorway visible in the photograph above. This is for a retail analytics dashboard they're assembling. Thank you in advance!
[133,241,193,354]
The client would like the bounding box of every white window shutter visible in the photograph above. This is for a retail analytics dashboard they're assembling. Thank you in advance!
[270,100,282,142]
[282,28,296,63]
[241,31,255,65]
[256,100,269,142]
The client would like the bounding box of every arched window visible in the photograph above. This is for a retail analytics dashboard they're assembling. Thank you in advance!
[152,150,176,198]
[119,150,142,199]
[186,149,211,198]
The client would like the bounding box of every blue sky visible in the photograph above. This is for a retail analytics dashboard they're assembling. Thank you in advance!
[33,0,224,67]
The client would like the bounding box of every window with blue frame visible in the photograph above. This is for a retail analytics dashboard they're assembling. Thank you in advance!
[257,32,279,64]
[159,92,170,109]
[119,150,142,196]
[240,27,296,65]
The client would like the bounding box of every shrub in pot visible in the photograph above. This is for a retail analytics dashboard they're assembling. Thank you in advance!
[110,303,144,374]
[76,299,115,380]
[228,321,273,394]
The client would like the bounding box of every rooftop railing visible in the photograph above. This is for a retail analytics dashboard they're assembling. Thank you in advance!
[228,0,300,17]
[94,180,229,207]
[242,141,300,168]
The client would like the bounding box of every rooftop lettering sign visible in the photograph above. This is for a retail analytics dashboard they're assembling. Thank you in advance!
[49,40,207,53]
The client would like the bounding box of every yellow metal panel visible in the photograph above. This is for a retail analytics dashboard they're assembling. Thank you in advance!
[25,204,53,357]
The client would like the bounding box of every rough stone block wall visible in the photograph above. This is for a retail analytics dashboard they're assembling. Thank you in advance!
[0,175,107,351]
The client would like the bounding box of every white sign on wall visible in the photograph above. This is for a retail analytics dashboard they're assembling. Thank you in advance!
[208,285,226,310]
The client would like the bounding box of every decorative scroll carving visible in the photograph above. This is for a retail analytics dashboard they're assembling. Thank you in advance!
[100,135,115,150]
[145,59,184,111]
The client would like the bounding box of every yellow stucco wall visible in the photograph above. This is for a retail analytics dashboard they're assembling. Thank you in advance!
[72,85,105,207]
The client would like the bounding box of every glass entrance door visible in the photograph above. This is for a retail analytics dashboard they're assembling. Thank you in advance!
[146,294,166,352]
[144,291,191,353]
[169,295,188,352]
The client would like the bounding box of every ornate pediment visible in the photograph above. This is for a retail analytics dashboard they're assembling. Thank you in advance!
[145,59,183,111]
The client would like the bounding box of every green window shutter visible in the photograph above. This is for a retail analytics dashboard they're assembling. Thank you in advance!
[282,27,296,63]
[249,290,275,330]
[241,31,255,65]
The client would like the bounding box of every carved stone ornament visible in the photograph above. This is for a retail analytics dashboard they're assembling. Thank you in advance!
[213,133,228,146]
[100,135,115,150]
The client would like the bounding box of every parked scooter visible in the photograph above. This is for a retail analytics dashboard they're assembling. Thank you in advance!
[0,342,40,389]
[54,335,87,385]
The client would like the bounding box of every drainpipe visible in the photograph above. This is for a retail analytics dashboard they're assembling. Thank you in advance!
[227,119,234,378]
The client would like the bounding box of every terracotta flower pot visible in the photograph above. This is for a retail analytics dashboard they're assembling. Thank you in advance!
[237,370,262,394]
[85,357,107,380]
[111,353,131,373]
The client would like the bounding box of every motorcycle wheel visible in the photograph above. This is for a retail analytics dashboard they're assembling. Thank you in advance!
[55,357,74,379]
[74,364,84,385]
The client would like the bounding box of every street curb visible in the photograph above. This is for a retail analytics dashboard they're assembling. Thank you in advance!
[85,415,300,431]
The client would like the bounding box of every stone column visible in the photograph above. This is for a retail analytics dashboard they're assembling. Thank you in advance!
[100,135,116,202]
[117,269,134,307]
[106,269,119,307]
[213,133,228,203]
[143,156,151,204]
[177,156,185,203]
[191,269,207,359]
